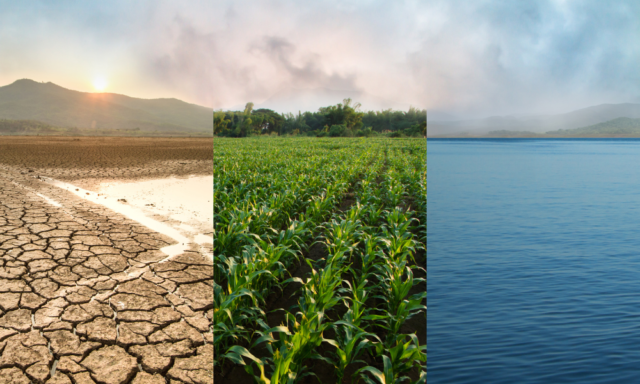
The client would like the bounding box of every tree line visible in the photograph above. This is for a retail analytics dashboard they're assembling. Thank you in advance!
[213,98,426,138]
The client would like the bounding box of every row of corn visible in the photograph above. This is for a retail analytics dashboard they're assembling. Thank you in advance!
[214,138,426,383]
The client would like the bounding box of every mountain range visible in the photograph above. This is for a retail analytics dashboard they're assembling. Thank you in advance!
[0,79,212,136]
[428,103,640,137]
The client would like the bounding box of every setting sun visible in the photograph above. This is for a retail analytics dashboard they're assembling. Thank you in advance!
[92,77,107,92]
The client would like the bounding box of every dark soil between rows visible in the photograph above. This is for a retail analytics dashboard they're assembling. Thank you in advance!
[217,148,426,384]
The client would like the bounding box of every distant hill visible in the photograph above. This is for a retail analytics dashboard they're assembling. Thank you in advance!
[546,117,640,136]
[0,79,212,136]
[428,103,640,137]
[430,117,640,138]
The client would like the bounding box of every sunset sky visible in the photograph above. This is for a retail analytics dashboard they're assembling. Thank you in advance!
[0,0,427,113]
[0,1,217,108]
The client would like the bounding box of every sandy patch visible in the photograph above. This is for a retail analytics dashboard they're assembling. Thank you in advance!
[99,176,213,234]
[44,175,213,261]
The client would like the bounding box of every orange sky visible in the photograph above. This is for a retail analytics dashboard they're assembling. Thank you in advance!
[0,1,217,107]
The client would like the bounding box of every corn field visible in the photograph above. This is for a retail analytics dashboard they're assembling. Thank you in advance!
[214,138,426,383]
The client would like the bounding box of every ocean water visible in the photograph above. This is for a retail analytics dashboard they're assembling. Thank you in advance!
[427,139,640,383]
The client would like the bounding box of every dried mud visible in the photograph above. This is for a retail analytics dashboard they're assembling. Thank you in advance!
[0,137,213,384]
[0,136,212,190]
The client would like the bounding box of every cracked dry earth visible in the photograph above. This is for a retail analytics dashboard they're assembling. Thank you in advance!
[0,166,213,384]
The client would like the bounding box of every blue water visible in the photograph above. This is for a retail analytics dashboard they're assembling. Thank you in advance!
[427,139,640,383]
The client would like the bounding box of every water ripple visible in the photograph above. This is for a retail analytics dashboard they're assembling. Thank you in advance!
[428,139,640,383]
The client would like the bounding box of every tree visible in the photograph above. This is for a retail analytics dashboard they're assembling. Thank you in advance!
[254,108,284,135]
[329,124,346,137]
[342,98,364,130]
[318,98,364,133]
[244,102,254,115]
[213,111,232,135]
[214,99,424,138]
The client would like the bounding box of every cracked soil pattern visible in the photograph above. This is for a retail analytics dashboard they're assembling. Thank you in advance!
[0,137,213,384]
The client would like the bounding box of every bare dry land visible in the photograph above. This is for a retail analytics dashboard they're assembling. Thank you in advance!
[0,136,213,384]
[0,137,212,186]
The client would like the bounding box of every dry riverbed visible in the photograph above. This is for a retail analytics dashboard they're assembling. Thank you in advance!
[0,137,213,384]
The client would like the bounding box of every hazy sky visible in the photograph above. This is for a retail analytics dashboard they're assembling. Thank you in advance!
[3,1,638,117]
[0,1,219,108]
[0,0,427,113]
[210,0,427,112]
[426,0,640,119]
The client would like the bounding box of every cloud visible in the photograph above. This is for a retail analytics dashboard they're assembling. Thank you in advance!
[148,15,219,106]
[422,0,640,118]
[4,1,639,117]
[203,0,428,112]
[0,0,429,112]
[249,36,360,92]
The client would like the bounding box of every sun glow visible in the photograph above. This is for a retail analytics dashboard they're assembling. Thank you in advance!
[93,77,108,92]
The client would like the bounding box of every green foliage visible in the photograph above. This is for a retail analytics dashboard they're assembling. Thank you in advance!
[214,99,426,138]
[214,138,426,381]
[329,124,347,137]
[362,106,425,135]
[356,127,376,137]
[214,108,286,137]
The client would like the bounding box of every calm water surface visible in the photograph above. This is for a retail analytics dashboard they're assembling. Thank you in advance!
[427,139,640,383]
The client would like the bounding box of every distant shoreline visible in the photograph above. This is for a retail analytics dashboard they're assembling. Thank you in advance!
[428,117,640,138]
[428,135,640,139]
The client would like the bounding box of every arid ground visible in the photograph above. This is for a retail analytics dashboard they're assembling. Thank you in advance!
[0,137,213,384]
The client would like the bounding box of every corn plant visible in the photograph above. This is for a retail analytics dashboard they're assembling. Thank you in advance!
[341,279,371,328]
[371,261,426,348]
[321,218,363,260]
[325,320,378,383]
[214,280,264,366]
[248,260,347,383]
[374,334,426,380]
[214,138,426,381]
